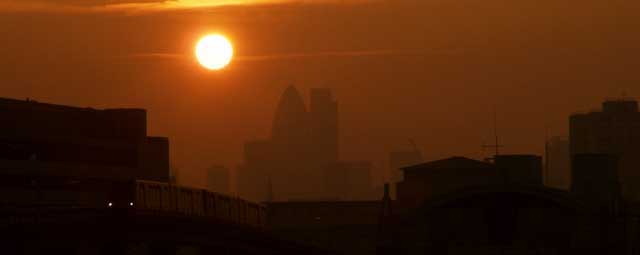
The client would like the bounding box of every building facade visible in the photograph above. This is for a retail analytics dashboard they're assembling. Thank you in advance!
[0,97,170,182]
[380,154,635,255]
[570,99,640,200]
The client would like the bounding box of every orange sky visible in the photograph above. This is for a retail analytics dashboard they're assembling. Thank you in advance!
[1,0,639,188]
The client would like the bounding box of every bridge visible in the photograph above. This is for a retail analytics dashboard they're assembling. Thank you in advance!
[0,207,337,255]
[0,176,338,255]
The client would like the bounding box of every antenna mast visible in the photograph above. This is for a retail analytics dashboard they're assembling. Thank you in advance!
[493,111,500,156]
[482,109,504,161]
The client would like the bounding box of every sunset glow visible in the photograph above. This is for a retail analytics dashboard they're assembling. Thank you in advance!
[195,34,234,70]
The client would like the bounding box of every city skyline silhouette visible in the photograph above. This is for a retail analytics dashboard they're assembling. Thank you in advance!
[1,0,639,254]
[2,0,639,189]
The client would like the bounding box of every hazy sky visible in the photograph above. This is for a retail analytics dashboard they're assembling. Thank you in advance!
[1,0,639,187]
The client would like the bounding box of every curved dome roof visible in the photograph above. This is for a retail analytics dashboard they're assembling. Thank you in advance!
[271,86,309,141]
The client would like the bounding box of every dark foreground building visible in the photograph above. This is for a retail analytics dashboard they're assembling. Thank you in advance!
[0,97,170,182]
[0,98,333,255]
[571,99,640,201]
[379,154,639,255]
[267,200,381,255]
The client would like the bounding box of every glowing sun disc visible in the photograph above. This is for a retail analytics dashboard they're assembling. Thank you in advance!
[195,34,234,70]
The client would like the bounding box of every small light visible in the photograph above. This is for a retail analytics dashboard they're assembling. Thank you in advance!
[108,202,113,207]
[129,202,134,206]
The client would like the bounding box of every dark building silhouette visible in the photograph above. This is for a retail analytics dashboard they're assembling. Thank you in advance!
[0,97,169,182]
[571,153,621,209]
[238,86,371,202]
[206,165,230,194]
[396,156,501,210]
[240,86,322,201]
[0,98,337,255]
[388,148,423,199]
[570,98,640,200]
[379,154,636,254]
[546,136,570,189]
[494,154,543,186]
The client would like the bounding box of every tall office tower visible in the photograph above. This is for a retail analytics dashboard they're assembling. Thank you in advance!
[271,86,310,147]
[310,88,339,165]
[206,165,230,194]
[546,136,570,189]
[270,86,318,200]
[239,86,348,201]
[570,99,640,200]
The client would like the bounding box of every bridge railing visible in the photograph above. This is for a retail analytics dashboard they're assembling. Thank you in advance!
[128,180,267,229]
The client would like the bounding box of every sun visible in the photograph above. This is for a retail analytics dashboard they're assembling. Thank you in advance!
[195,34,234,70]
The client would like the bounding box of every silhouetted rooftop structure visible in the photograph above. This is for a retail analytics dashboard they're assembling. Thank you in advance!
[403,156,493,172]
[0,97,147,140]
[380,153,634,254]
[602,99,638,113]
[0,97,169,182]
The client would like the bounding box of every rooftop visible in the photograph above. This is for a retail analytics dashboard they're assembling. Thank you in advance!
[401,156,494,172]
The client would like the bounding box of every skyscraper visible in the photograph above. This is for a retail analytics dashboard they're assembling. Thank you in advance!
[271,86,310,146]
[570,98,640,200]
[238,86,372,202]
[310,88,339,165]
[239,86,334,201]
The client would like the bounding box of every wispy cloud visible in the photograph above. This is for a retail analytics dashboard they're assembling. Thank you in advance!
[236,50,410,61]
[0,0,372,13]
[124,49,461,62]
[128,53,185,59]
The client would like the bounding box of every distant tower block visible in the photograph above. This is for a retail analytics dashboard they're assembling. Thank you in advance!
[310,88,338,165]
[240,86,344,202]
[271,85,309,143]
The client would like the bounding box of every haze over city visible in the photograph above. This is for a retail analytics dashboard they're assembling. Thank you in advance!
[3,0,638,189]
[2,0,640,254]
